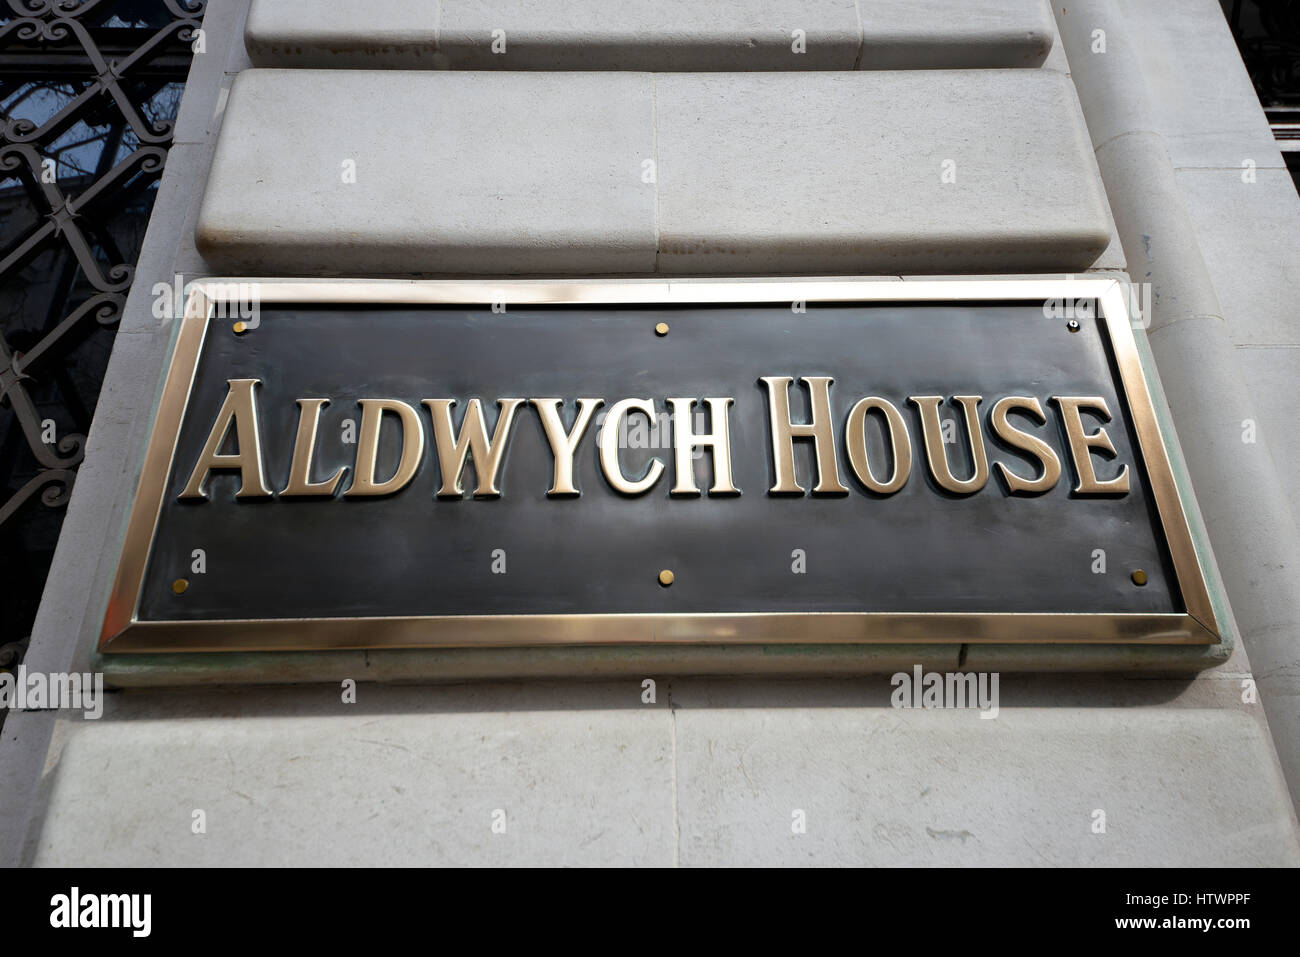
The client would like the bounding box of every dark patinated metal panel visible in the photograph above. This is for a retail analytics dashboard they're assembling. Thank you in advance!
[137,302,1181,621]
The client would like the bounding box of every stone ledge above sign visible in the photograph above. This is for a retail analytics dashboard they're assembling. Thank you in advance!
[243,0,1056,71]
[195,69,1112,277]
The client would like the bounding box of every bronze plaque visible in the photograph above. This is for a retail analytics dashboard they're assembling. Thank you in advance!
[100,279,1219,652]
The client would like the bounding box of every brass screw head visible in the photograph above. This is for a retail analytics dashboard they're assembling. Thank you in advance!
[1067,319,1081,333]
[658,569,675,587]
[172,578,189,594]
[654,322,669,337]
[1131,569,1148,586]
[233,321,248,334]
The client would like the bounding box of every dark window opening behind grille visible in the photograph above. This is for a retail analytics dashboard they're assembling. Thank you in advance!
[1222,0,1300,183]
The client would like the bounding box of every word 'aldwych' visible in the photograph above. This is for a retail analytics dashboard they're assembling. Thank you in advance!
[178,375,1132,502]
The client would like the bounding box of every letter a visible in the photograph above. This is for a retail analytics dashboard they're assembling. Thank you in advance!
[179,378,272,500]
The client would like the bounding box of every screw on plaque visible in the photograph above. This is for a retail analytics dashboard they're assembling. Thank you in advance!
[173,578,189,594]
[1131,569,1148,586]
[655,322,670,337]
[658,569,675,587]
[1067,319,1081,333]
[233,321,250,335]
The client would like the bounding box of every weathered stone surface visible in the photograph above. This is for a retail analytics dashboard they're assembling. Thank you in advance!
[28,687,675,866]
[436,0,861,71]
[859,0,1055,69]
[196,69,1112,275]
[244,0,1054,71]
[195,70,658,275]
[22,684,1300,866]
[653,70,1110,274]
[245,0,441,69]
[672,704,1300,866]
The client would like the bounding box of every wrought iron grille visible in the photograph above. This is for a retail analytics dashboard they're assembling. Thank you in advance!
[0,0,204,676]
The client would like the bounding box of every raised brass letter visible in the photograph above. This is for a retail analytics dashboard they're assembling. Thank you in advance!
[345,399,425,498]
[759,376,849,495]
[282,398,347,497]
[845,397,911,494]
[599,398,665,495]
[910,395,989,495]
[1052,396,1130,495]
[667,397,740,496]
[990,396,1062,495]
[179,378,272,500]
[531,398,603,496]
[424,398,524,498]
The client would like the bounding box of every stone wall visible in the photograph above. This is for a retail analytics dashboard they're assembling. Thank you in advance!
[1,0,1296,866]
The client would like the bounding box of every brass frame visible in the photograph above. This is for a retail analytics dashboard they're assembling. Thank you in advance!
[99,278,1221,653]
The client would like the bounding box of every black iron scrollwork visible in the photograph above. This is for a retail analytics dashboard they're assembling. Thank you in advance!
[0,0,204,660]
